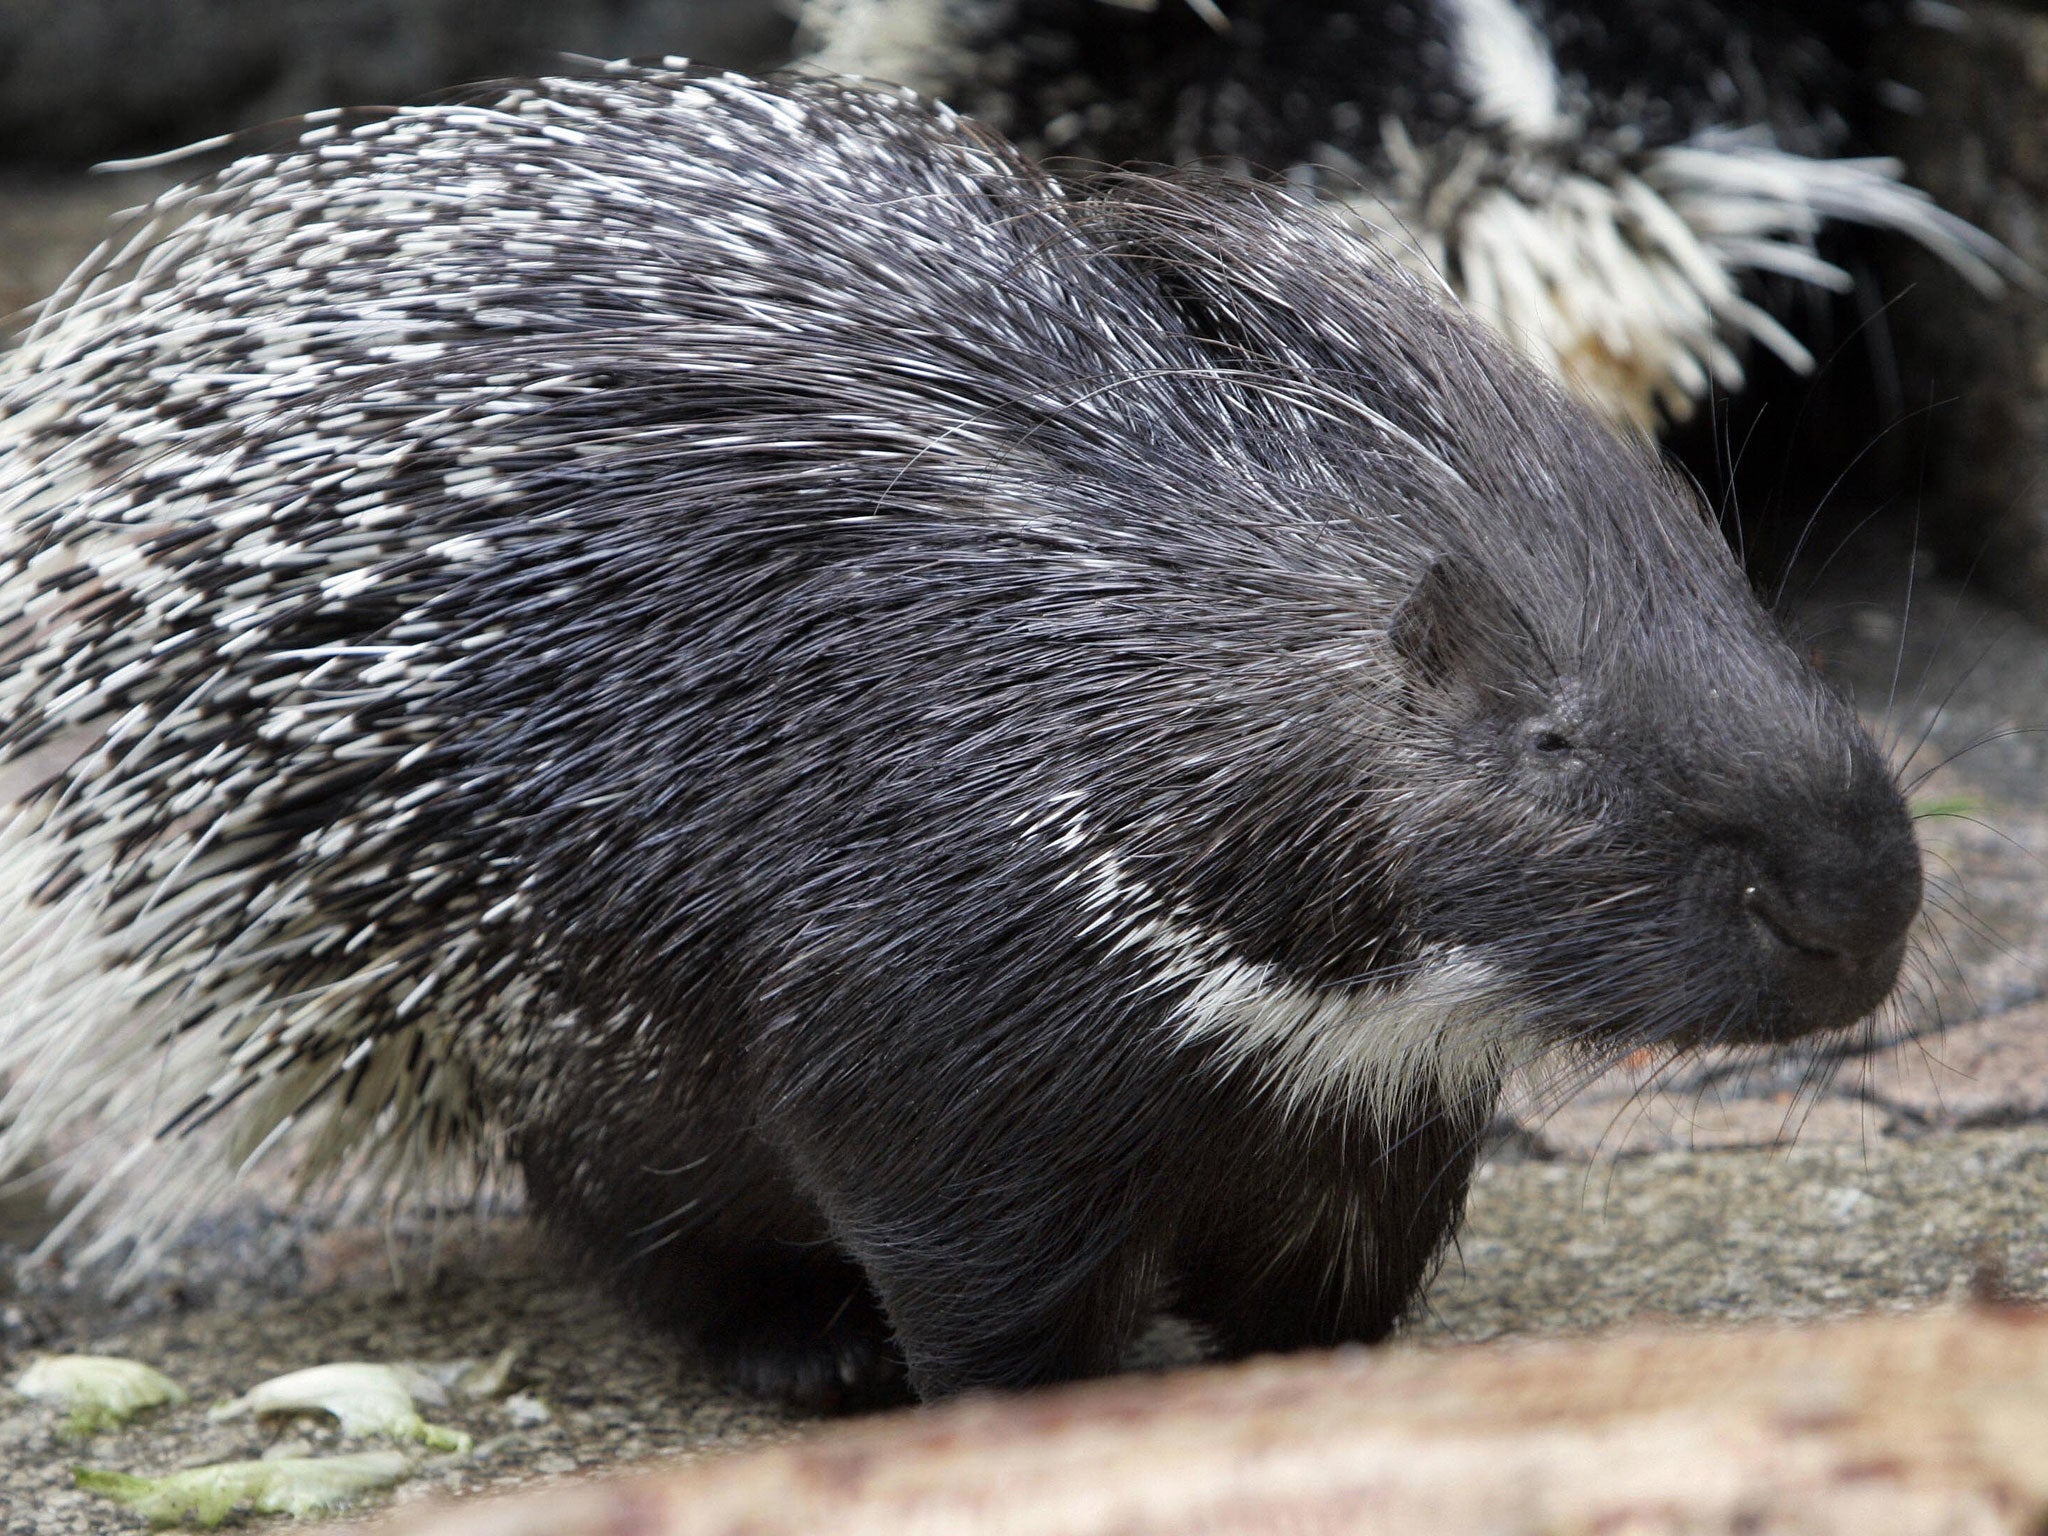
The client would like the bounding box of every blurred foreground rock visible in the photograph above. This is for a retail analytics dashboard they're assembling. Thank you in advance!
[360,1305,2048,1536]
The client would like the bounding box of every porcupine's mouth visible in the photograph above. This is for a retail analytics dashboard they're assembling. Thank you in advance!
[1736,886,1916,1044]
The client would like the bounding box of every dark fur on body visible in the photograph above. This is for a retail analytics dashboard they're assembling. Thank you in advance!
[0,66,1920,1405]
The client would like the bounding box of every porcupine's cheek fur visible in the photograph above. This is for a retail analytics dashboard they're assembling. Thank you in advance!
[1033,799,1531,1127]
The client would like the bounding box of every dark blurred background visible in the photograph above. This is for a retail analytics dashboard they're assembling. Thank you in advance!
[0,0,793,167]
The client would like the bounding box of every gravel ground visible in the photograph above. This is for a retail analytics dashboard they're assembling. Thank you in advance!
[0,1227,799,1532]
[5,1127,2047,1531]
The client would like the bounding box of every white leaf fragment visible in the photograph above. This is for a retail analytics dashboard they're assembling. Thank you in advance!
[13,1354,188,1433]
[208,1362,472,1453]
[74,1450,409,1527]
[398,1344,520,1405]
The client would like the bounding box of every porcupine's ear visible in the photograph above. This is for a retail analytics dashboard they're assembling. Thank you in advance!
[1389,554,1539,704]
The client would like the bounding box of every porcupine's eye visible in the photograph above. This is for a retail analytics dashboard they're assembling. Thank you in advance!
[1517,679,1589,765]
[1518,717,1580,761]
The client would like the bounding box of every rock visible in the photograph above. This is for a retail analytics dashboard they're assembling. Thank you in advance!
[347,1305,2048,1536]
[1863,1002,2048,1127]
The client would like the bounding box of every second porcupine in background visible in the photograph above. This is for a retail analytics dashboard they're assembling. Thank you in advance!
[800,0,2014,429]
[0,65,1921,1406]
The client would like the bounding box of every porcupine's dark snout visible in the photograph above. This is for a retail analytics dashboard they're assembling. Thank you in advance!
[1733,806,1922,1042]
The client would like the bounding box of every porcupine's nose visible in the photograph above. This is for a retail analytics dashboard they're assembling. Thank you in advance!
[1740,825,1922,1040]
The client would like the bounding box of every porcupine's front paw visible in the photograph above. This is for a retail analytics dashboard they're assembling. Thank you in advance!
[697,1251,910,1414]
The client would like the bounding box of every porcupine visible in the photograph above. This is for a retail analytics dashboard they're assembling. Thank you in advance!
[800,0,2016,429]
[0,63,1922,1407]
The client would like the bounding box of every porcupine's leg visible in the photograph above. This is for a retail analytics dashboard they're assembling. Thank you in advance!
[686,1240,908,1413]
[822,1184,1167,1401]
[769,1056,1181,1399]
[515,1115,910,1411]
[1170,1086,1494,1357]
